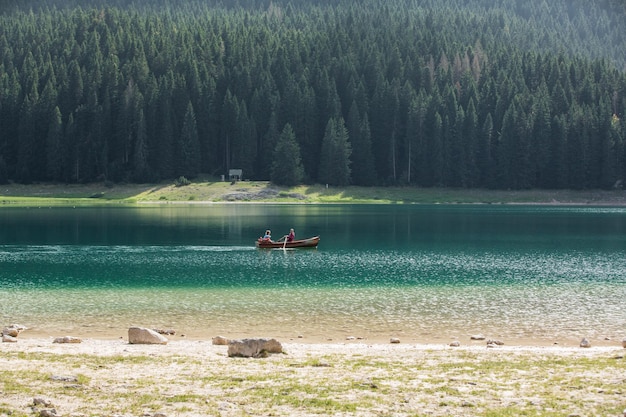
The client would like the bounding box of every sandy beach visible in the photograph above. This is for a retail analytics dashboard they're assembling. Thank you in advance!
[1,336,625,417]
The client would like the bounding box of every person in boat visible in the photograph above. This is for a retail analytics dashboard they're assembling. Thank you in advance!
[277,228,295,242]
[262,229,272,241]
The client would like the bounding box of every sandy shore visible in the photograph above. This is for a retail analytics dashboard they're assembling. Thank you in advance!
[1,337,624,417]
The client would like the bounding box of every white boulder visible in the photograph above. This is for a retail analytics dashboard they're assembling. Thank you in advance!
[128,327,168,345]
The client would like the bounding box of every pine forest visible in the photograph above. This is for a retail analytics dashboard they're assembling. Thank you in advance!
[1,0,625,190]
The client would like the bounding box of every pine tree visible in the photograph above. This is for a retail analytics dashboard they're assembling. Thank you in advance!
[133,109,151,182]
[478,113,494,188]
[270,123,304,186]
[318,117,352,186]
[46,106,64,181]
[532,80,552,187]
[16,95,35,184]
[179,101,201,178]
[463,99,479,187]
[347,101,375,186]
[0,156,7,185]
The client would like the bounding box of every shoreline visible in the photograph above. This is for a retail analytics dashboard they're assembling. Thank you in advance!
[4,336,624,356]
[12,326,624,349]
[2,180,626,206]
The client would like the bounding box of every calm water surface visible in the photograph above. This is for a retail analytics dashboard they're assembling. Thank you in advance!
[1,204,625,345]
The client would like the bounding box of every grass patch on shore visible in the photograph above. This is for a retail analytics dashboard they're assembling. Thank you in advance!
[4,346,624,417]
[1,178,625,206]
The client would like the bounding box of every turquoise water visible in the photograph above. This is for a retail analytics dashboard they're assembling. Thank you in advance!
[1,204,625,344]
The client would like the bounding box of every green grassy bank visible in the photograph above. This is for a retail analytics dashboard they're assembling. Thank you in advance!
[1,179,625,206]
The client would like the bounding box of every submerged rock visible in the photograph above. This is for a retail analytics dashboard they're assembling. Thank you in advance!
[389,338,401,344]
[227,338,283,358]
[128,327,168,345]
[470,334,486,340]
[2,334,18,343]
[449,341,461,347]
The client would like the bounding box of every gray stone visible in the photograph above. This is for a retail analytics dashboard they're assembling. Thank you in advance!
[2,334,18,343]
[53,336,82,344]
[128,327,168,345]
[449,341,461,347]
[212,336,229,345]
[153,329,176,335]
[389,338,401,344]
[227,338,283,358]
[50,375,78,382]
[470,334,486,340]
[487,339,504,345]
[33,398,52,407]
[2,324,27,337]
[579,338,591,348]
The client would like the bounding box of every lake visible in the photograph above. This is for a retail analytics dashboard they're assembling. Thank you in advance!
[1,204,625,346]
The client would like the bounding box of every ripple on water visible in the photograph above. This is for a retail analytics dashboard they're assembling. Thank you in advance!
[1,244,624,342]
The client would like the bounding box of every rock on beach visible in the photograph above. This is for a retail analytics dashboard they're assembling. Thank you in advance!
[227,338,283,358]
[53,336,82,344]
[128,327,168,345]
[212,336,229,345]
[2,324,27,338]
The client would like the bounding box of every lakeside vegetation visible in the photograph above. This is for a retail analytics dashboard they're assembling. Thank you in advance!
[1,180,626,206]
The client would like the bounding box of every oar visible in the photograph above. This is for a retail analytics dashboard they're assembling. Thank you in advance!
[282,235,287,251]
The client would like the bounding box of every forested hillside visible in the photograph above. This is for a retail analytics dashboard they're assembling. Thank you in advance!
[1,0,625,189]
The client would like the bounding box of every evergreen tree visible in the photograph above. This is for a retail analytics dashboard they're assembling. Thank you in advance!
[463,99,479,187]
[270,123,304,186]
[154,85,176,180]
[532,80,552,187]
[0,156,7,185]
[179,101,201,178]
[16,95,35,183]
[46,106,64,181]
[259,110,280,181]
[478,113,494,188]
[347,101,375,186]
[133,109,151,182]
[549,114,569,189]
[318,117,352,186]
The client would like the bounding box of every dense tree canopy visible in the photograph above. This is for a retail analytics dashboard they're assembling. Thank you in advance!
[1,0,625,189]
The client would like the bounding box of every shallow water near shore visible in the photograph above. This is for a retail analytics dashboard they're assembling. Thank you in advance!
[1,204,625,345]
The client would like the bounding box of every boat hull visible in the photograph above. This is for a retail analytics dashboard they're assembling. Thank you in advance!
[255,236,320,249]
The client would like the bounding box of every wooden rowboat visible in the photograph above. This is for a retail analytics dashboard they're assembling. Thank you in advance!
[255,236,320,249]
